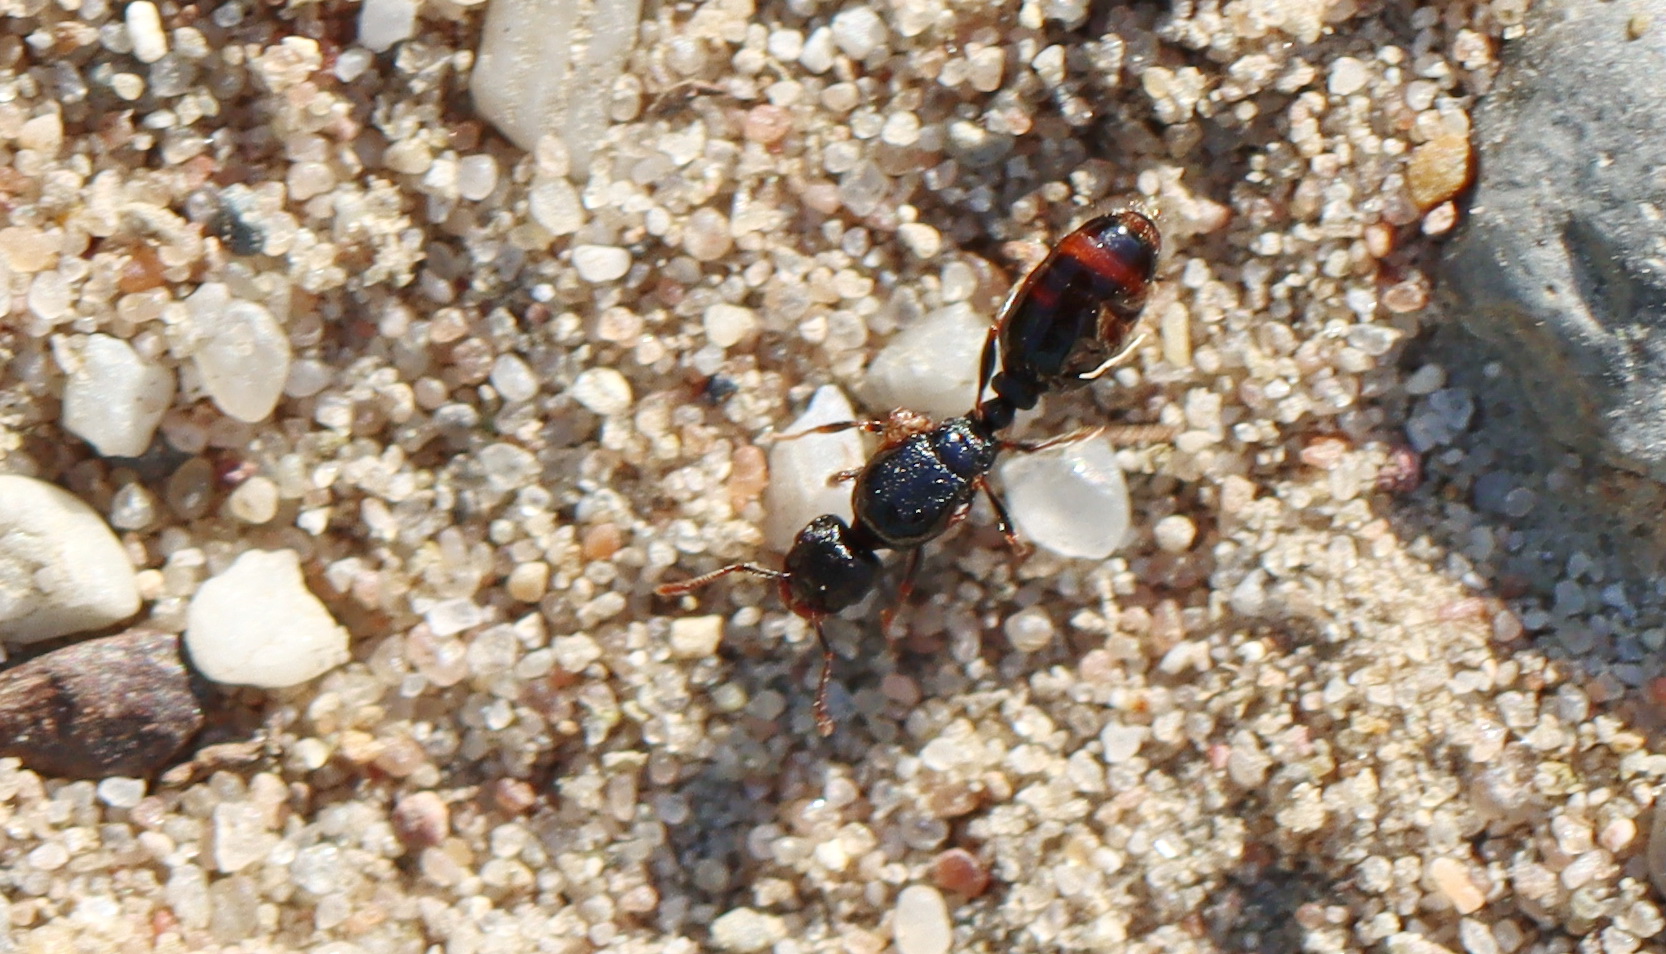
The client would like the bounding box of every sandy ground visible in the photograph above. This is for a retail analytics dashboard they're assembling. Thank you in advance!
[3,1,1665,952]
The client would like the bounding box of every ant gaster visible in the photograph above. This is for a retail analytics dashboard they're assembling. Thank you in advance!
[657,210,1163,735]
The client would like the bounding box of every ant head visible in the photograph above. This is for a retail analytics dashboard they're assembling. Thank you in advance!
[782,515,882,618]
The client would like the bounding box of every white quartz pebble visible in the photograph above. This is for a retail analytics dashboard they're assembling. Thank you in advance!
[572,245,630,282]
[58,333,174,457]
[892,885,951,954]
[472,0,643,168]
[763,385,866,551]
[185,283,291,423]
[0,475,141,645]
[358,0,417,52]
[999,434,1132,559]
[125,1,168,63]
[570,367,632,416]
[861,303,985,422]
[185,550,348,688]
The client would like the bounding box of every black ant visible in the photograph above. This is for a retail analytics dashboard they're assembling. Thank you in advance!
[657,210,1164,735]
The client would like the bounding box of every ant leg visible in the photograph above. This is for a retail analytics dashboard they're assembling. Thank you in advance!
[655,562,787,597]
[1003,425,1106,454]
[1076,332,1147,382]
[767,419,886,443]
[973,321,1000,417]
[974,475,1032,557]
[1004,423,1174,455]
[825,467,861,487]
[811,618,837,737]
[879,547,924,637]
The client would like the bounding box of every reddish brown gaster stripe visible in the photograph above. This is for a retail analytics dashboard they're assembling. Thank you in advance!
[1057,228,1148,299]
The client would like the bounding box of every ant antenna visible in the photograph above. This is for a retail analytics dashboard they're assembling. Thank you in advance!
[654,563,787,597]
[812,620,836,737]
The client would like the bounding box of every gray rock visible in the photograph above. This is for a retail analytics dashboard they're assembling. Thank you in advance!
[1440,1,1666,482]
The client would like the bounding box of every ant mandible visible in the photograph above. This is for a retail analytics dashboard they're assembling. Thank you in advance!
[657,210,1163,735]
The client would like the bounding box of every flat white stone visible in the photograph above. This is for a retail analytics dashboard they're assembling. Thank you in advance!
[999,434,1131,559]
[763,385,866,551]
[358,0,417,52]
[472,0,644,172]
[861,302,985,422]
[0,475,140,644]
[58,334,174,457]
[892,885,951,954]
[124,1,168,63]
[185,549,349,688]
[185,283,291,423]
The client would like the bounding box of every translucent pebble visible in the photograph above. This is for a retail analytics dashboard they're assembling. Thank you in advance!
[1000,435,1131,559]
[109,483,158,531]
[1100,724,1148,764]
[490,353,539,403]
[59,334,174,457]
[893,885,952,954]
[125,1,168,63]
[1153,514,1197,553]
[226,477,279,524]
[861,303,983,421]
[897,222,941,258]
[831,6,886,59]
[186,284,291,423]
[28,271,71,322]
[838,161,890,216]
[762,385,866,551]
[471,0,642,163]
[185,549,349,688]
[1003,607,1055,652]
[210,802,272,873]
[570,367,633,415]
[684,208,733,262]
[457,155,499,201]
[528,178,584,234]
[0,475,141,645]
[358,0,417,52]
[426,598,484,636]
[710,907,787,953]
[96,777,146,809]
[1328,56,1369,95]
[703,303,759,348]
[669,615,724,658]
[572,245,631,282]
[799,26,835,73]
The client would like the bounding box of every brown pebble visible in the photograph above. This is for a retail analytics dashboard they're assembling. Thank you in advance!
[743,104,793,145]
[118,245,167,294]
[392,791,450,849]
[581,522,622,562]
[1406,132,1474,210]
[490,777,538,814]
[932,848,991,897]
[728,444,769,508]
[0,630,207,779]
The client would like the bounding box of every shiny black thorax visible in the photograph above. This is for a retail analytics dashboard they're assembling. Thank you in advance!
[851,417,998,549]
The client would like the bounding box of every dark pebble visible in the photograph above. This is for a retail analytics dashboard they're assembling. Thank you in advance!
[1440,0,1666,482]
[0,630,207,779]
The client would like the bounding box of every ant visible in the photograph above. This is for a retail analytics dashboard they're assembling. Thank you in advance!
[657,210,1163,735]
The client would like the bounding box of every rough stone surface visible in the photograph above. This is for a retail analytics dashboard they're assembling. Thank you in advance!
[0,475,141,644]
[0,630,206,778]
[184,549,348,688]
[1440,0,1666,482]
